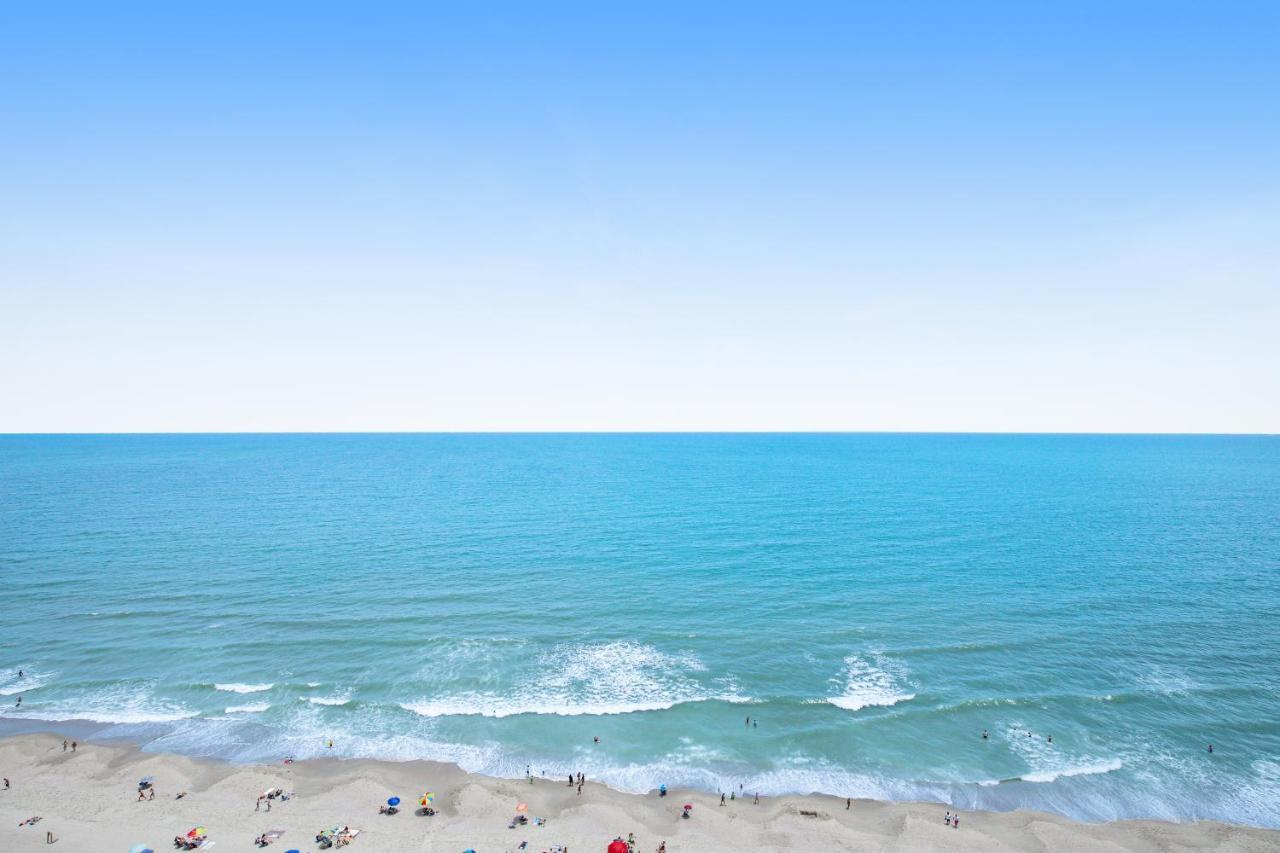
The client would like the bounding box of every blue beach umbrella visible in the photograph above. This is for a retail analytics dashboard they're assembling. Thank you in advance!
[388,796,401,806]
[130,845,155,853]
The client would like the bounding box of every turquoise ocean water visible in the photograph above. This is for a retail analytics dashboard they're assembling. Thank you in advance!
[1,434,1277,826]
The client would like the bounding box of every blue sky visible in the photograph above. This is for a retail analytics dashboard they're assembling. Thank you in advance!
[2,2,1277,431]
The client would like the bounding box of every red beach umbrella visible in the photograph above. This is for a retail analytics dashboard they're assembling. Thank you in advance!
[608,840,629,853]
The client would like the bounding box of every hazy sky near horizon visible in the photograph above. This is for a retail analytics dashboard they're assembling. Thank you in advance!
[2,2,1278,432]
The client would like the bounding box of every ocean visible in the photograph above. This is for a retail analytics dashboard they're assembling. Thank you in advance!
[1,434,1277,827]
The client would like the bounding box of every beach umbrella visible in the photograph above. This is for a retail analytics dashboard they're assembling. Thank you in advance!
[608,840,629,853]
[129,845,154,853]
[515,802,528,813]
[186,826,206,838]
[387,796,401,806]
[419,792,435,806]
[138,776,154,786]
[683,803,693,810]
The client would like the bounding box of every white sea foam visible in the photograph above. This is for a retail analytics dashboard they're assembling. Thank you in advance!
[0,668,54,696]
[214,683,273,694]
[401,697,684,718]
[225,703,271,714]
[826,653,915,711]
[304,695,351,706]
[18,685,198,725]
[400,640,739,719]
[1021,759,1123,783]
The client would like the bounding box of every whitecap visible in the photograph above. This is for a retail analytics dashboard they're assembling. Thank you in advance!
[826,653,915,711]
[399,640,739,719]
[1021,759,1123,783]
[225,703,271,714]
[213,683,273,694]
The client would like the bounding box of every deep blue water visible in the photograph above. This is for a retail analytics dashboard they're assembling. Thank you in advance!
[1,434,1277,826]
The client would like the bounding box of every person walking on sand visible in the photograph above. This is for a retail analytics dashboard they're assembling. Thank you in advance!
[753,792,759,804]
[846,798,851,810]
[944,810,950,825]
[720,793,725,806]
[954,814,960,829]
[71,741,76,752]
[62,740,67,752]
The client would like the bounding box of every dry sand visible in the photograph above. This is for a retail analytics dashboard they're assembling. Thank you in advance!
[2,733,1277,852]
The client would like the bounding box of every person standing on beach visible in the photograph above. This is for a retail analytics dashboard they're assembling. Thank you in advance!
[846,798,850,810]
[62,740,67,752]
[71,741,76,752]
[720,793,725,806]
[4,777,9,789]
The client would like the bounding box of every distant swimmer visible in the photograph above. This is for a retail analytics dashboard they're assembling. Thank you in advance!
[981,730,988,739]
[17,670,22,678]
[326,739,333,749]
[745,716,750,727]
[1208,744,1213,753]
[753,719,757,728]
[1047,736,1052,743]
[14,696,20,707]
[593,736,600,743]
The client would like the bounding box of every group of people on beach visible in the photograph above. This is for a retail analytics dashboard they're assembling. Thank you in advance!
[568,771,587,795]
[255,787,288,811]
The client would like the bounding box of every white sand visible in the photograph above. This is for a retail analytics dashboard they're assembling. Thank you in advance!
[2,734,1277,852]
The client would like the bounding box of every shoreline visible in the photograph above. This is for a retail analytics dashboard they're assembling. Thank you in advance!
[2,732,1277,852]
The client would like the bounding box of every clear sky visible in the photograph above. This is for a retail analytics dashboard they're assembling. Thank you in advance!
[2,2,1277,432]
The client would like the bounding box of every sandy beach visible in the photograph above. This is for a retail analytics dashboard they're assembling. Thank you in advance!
[1,733,1276,852]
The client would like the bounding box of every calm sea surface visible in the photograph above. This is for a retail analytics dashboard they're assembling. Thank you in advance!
[1,434,1277,826]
